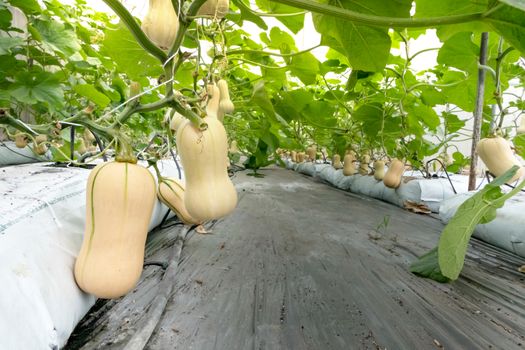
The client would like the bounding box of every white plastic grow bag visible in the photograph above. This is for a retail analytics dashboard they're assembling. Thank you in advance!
[295,162,316,177]
[0,160,180,349]
[440,192,525,258]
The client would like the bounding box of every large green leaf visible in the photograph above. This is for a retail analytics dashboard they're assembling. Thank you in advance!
[9,70,64,109]
[31,19,80,57]
[231,0,268,30]
[415,0,487,16]
[255,0,304,33]
[485,4,525,55]
[290,52,319,85]
[74,84,111,107]
[0,36,24,55]
[9,0,41,13]
[437,32,479,72]
[438,166,522,280]
[0,7,12,31]
[101,23,163,81]
[406,103,440,131]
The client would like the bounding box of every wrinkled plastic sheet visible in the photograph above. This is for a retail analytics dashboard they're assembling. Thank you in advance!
[0,159,180,349]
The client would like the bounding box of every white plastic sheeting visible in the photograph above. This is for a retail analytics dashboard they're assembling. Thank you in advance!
[440,192,525,258]
[0,141,49,166]
[0,160,180,350]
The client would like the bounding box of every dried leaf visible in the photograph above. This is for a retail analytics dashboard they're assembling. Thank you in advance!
[403,200,432,214]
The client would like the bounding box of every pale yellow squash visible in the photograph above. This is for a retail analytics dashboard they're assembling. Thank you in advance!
[170,111,185,132]
[477,136,524,182]
[158,177,200,225]
[218,79,234,118]
[343,154,356,176]
[359,155,370,175]
[373,160,385,181]
[74,161,156,299]
[333,154,343,169]
[383,159,404,189]
[141,0,180,49]
[176,117,237,221]
[297,152,306,163]
[197,0,229,18]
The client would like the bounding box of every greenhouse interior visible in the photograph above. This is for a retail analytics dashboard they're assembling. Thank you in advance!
[0,0,525,349]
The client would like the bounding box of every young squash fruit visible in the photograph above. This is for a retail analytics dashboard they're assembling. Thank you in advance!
[343,154,356,176]
[383,159,404,189]
[297,152,306,163]
[197,0,229,18]
[158,177,200,225]
[74,161,156,299]
[218,79,234,118]
[373,160,385,181]
[306,146,317,162]
[333,154,343,169]
[206,84,221,120]
[477,136,524,182]
[359,155,370,175]
[291,151,297,163]
[14,133,28,148]
[141,0,180,49]
[176,117,237,222]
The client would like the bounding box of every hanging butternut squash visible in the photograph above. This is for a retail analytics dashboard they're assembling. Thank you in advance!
[197,0,229,19]
[158,177,200,225]
[373,160,385,181]
[141,0,180,49]
[176,117,237,221]
[218,79,234,120]
[74,161,156,298]
[477,136,524,182]
[383,159,404,189]
[205,84,221,120]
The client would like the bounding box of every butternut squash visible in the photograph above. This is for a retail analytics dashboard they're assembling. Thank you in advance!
[206,84,221,120]
[33,134,47,155]
[14,133,27,148]
[291,150,297,163]
[141,0,180,49]
[517,117,525,135]
[158,177,200,225]
[359,155,370,175]
[170,111,185,132]
[373,160,385,181]
[74,161,156,298]
[197,0,229,19]
[218,79,234,117]
[297,152,306,163]
[383,159,404,189]
[333,154,343,169]
[477,136,525,182]
[176,117,237,221]
[343,154,356,176]
[306,146,317,162]
[83,128,95,143]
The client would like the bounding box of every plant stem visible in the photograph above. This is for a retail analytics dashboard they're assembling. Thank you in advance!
[469,32,489,191]
[269,0,483,27]
[101,0,167,63]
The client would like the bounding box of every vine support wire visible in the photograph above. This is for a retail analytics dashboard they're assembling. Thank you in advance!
[468,32,489,191]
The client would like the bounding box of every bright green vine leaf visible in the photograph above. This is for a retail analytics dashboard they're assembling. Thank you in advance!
[8,0,40,13]
[438,166,521,280]
[9,70,64,110]
[255,0,305,33]
[437,32,479,73]
[31,19,81,57]
[101,23,163,81]
[74,84,111,108]
[485,3,525,55]
[0,7,12,30]
[410,247,450,283]
[0,36,23,55]
[231,0,268,30]
[414,0,488,17]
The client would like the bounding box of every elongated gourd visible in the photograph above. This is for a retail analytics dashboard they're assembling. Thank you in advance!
[297,152,306,163]
[176,117,237,221]
[218,79,234,118]
[158,177,200,225]
[170,111,185,132]
[74,161,156,298]
[359,155,370,175]
[197,0,229,18]
[373,160,385,181]
[517,118,525,135]
[291,151,297,162]
[333,154,343,169]
[141,0,180,49]
[206,84,221,120]
[343,154,356,176]
[383,159,404,189]
[477,136,525,182]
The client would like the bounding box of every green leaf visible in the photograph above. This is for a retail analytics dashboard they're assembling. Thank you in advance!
[231,0,268,30]
[290,52,319,85]
[101,23,163,81]
[437,32,479,72]
[9,0,41,13]
[438,166,521,280]
[443,112,465,134]
[0,7,12,30]
[415,0,487,17]
[32,19,80,57]
[74,84,111,107]
[9,70,64,110]
[406,103,440,131]
[255,0,304,33]
[486,4,525,55]
[0,36,24,55]
[251,81,276,120]
[410,247,451,283]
